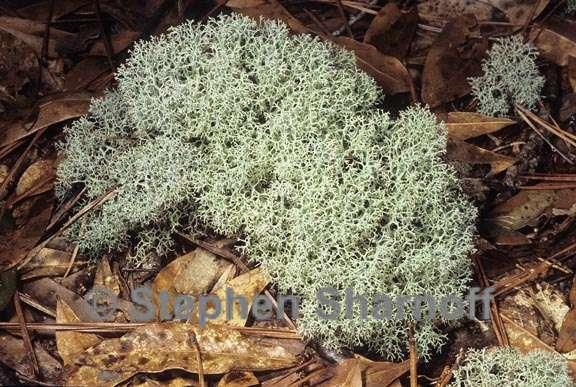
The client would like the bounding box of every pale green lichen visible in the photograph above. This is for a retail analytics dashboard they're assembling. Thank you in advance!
[469,35,544,117]
[57,14,477,359]
[451,347,573,387]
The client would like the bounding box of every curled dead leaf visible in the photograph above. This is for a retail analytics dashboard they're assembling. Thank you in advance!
[530,18,576,67]
[447,138,516,176]
[335,37,411,95]
[363,3,417,60]
[421,15,487,107]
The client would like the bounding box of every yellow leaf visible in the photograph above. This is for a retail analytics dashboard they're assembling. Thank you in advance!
[439,112,515,140]
[56,300,101,365]
[65,322,302,386]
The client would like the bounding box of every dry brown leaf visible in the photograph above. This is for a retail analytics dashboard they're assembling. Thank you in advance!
[125,375,199,386]
[363,3,417,60]
[417,0,499,28]
[64,56,111,92]
[65,322,303,386]
[421,15,487,107]
[0,269,17,311]
[153,248,231,299]
[569,56,576,93]
[438,112,515,140]
[20,247,76,279]
[190,267,270,327]
[417,0,548,28]
[447,138,516,176]
[90,30,141,56]
[56,299,102,365]
[0,193,53,270]
[335,37,411,95]
[486,188,576,231]
[228,1,309,34]
[94,256,121,297]
[0,333,63,381]
[6,158,57,208]
[23,277,96,321]
[491,0,549,26]
[1,92,91,148]
[558,278,576,353]
[531,18,576,67]
[218,371,259,386]
[322,355,409,387]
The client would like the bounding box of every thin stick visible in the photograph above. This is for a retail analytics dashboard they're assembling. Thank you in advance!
[189,332,206,387]
[14,292,41,379]
[408,321,418,387]
[17,188,116,270]
[335,0,353,37]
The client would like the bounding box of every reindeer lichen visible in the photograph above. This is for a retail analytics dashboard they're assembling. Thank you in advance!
[57,14,477,359]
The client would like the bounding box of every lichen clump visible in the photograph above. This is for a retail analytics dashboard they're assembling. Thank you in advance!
[57,14,476,358]
[451,347,573,387]
[469,35,544,117]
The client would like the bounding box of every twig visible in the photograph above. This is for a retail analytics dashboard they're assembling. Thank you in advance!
[408,321,417,387]
[515,106,574,164]
[18,293,56,318]
[40,0,55,67]
[335,0,353,37]
[437,348,464,387]
[189,331,206,387]
[0,321,301,337]
[0,127,47,201]
[17,188,116,270]
[473,255,510,346]
[14,292,41,379]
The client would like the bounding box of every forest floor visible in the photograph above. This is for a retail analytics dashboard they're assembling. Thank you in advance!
[0,0,576,386]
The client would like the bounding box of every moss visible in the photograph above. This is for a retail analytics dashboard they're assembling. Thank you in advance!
[57,14,477,359]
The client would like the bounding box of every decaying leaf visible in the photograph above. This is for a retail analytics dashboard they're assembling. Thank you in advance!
[322,355,409,387]
[20,246,76,279]
[0,269,17,311]
[153,248,232,299]
[421,15,487,107]
[218,371,259,386]
[65,322,303,386]
[56,299,102,365]
[227,0,308,34]
[94,256,121,297]
[335,37,411,95]
[6,158,56,208]
[447,139,516,176]
[558,278,576,353]
[89,30,141,56]
[567,56,576,95]
[417,0,548,28]
[0,332,63,381]
[23,277,95,321]
[0,193,53,270]
[0,92,91,149]
[417,0,500,28]
[363,3,417,60]
[438,112,515,140]
[531,18,576,67]
[485,188,576,231]
[500,290,557,352]
[189,267,270,327]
